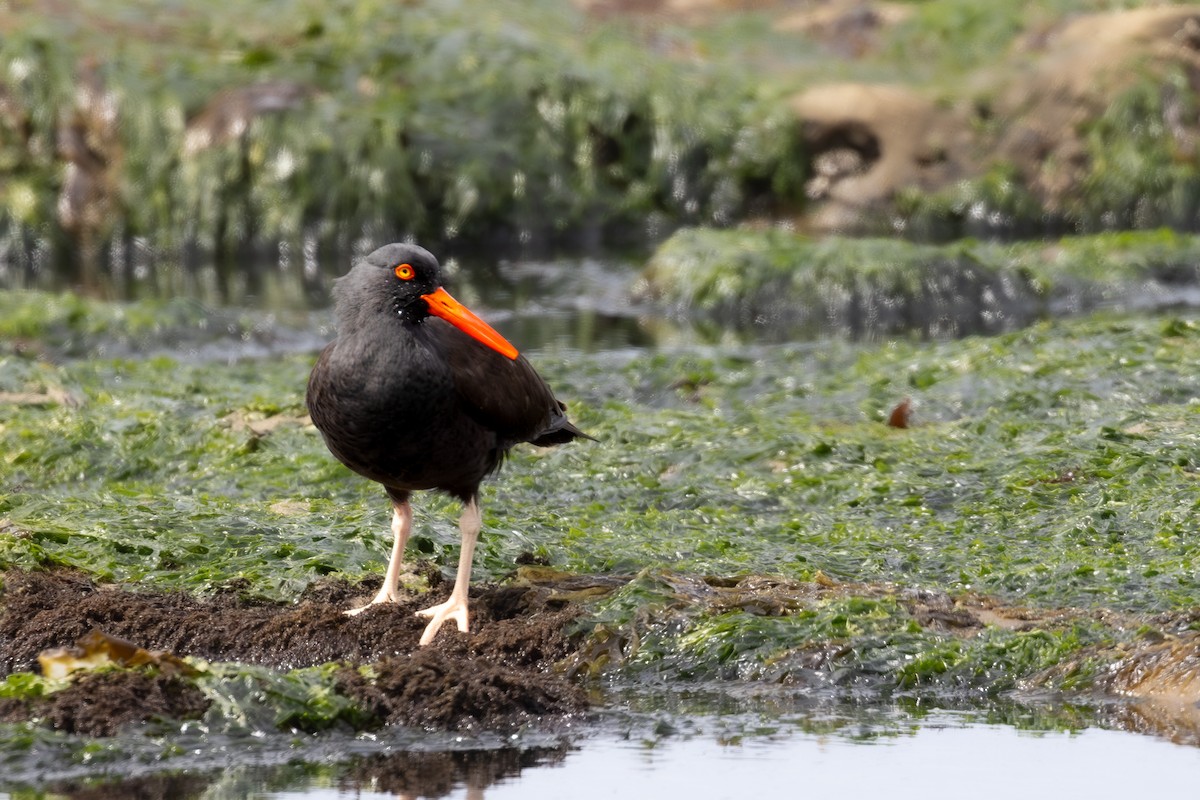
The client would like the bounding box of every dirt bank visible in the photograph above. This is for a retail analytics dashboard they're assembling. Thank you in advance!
[0,569,587,733]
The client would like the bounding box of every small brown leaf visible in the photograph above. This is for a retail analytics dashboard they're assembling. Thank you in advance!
[887,397,912,428]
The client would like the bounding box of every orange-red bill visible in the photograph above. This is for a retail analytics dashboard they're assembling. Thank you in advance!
[422,287,519,360]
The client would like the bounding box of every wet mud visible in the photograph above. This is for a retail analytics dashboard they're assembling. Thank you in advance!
[0,568,587,733]
[6,567,1200,747]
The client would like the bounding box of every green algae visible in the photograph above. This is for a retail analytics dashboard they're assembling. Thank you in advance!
[197,662,370,734]
[550,316,1200,613]
[5,287,1200,724]
[0,673,59,702]
[575,571,1118,697]
[2,294,1200,614]
[0,351,383,600]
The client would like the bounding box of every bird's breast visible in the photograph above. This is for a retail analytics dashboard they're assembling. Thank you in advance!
[307,334,497,492]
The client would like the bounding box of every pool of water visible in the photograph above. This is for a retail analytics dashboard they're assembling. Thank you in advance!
[5,706,1196,800]
[465,719,1199,800]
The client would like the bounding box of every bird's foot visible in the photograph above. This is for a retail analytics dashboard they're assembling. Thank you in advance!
[415,596,469,646]
[344,586,402,617]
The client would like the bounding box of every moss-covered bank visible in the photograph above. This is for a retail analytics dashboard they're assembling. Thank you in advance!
[641,227,1200,337]
[0,0,800,297]
[13,1,1200,299]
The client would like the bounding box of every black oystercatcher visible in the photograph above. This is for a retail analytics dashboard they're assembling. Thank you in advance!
[306,243,591,645]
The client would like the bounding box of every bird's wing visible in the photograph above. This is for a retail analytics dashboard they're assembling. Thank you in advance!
[430,318,564,443]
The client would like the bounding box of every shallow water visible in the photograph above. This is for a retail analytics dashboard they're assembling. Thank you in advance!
[3,707,1197,800]
[20,248,1200,361]
[462,718,1199,800]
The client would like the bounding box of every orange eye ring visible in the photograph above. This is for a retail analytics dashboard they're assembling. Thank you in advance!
[394,263,415,281]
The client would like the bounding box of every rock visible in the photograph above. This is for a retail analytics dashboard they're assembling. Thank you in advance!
[992,6,1200,211]
[788,83,973,232]
[774,1,914,57]
[789,5,1200,233]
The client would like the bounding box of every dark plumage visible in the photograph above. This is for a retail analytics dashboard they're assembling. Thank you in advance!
[306,243,590,645]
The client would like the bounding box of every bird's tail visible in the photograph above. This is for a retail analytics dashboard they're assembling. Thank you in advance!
[532,419,596,446]
[531,401,597,446]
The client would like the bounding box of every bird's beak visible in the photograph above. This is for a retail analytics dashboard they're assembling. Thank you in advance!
[421,287,519,360]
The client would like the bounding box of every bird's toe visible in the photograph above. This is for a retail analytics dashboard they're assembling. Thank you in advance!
[415,599,470,645]
[344,586,403,616]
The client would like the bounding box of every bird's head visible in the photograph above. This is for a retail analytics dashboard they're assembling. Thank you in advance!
[346,243,519,360]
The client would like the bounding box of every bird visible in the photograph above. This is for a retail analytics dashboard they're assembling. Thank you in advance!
[306,243,591,646]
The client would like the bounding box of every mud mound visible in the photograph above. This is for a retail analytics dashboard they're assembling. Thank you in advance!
[0,569,576,673]
[336,646,586,729]
[0,669,209,736]
[0,568,586,733]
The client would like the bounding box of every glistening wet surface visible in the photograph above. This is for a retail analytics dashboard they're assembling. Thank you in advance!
[3,708,1199,799]
[494,717,1200,800]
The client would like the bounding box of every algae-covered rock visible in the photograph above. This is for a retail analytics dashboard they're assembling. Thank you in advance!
[640,227,1200,337]
[990,6,1200,206]
[9,0,1200,294]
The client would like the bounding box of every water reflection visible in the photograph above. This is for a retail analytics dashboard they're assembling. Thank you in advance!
[4,709,1200,800]
[336,747,569,799]
[6,773,214,800]
[13,245,1200,355]
[0,746,570,800]
[450,254,655,353]
[480,717,1200,800]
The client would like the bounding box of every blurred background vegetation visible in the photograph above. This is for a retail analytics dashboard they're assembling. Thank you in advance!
[0,0,803,301]
[4,0,1200,304]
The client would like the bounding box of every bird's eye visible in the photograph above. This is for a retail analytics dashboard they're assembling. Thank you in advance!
[394,263,415,281]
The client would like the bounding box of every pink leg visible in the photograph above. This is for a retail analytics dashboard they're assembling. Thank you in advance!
[346,497,412,615]
[416,498,480,645]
